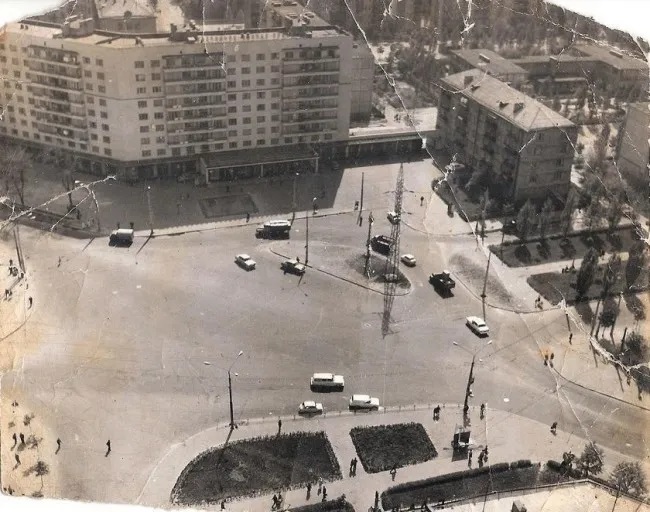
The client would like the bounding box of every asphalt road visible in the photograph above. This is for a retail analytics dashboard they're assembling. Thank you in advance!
[1,208,648,504]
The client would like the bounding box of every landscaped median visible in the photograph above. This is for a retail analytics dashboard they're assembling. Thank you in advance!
[170,432,341,505]
[350,423,437,473]
[381,460,560,508]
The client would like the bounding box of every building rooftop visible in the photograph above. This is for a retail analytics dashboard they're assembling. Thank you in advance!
[267,0,329,27]
[451,49,529,77]
[573,42,648,71]
[442,69,574,132]
[627,101,650,116]
[94,0,156,19]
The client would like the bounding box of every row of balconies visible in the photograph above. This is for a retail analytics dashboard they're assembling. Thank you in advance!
[282,63,340,75]
[166,108,226,121]
[163,54,225,70]
[30,87,85,105]
[282,112,338,124]
[33,122,87,140]
[284,75,339,87]
[166,97,227,109]
[167,121,227,133]
[32,103,85,118]
[163,69,227,83]
[27,48,80,67]
[32,113,87,130]
[27,62,82,80]
[283,87,339,99]
[281,100,338,112]
[165,83,225,96]
[32,75,82,92]
[168,131,228,145]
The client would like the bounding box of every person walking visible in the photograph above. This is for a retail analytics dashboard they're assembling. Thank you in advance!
[551,422,558,434]
[28,297,33,308]
[317,476,323,495]
[359,214,363,227]
[19,433,25,445]
[390,465,397,481]
[14,454,20,466]
[277,418,282,434]
[106,439,111,456]
[11,432,17,448]
[306,482,312,500]
[321,486,327,502]
[56,438,62,454]
[420,196,424,206]
[272,494,278,510]
[480,403,485,419]
[568,332,573,344]
[246,212,250,223]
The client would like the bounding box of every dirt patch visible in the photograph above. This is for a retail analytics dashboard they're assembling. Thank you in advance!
[350,423,437,474]
[198,194,258,219]
[448,254,516,308]
[171,432,341,504]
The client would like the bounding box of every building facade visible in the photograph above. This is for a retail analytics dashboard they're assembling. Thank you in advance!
[616,102,650,192]
[437,70,577,202]
[0,3,359,181]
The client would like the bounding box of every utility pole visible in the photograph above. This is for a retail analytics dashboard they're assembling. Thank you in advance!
[291,172,299,224]
[146,185,154,236]
[359,172,365,217]
[228,369,235,429]
[463,355,475,425]
[305,203,309,265]
[364,212,374,277]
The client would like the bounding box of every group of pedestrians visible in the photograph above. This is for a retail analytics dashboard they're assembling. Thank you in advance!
[349,457,359,476]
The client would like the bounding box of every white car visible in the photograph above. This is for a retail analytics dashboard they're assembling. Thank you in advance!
[310,373,345,391]
[387,211,401,224]
[445,162,465,173]
[466,316,489,336]
[235,254,256,271]
[298,401,324,415]
[401,254,416,267]
[349,394,380,411]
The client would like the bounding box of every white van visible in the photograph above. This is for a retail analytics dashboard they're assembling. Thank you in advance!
[310,372,344,391]
[349,394,380,411]
[109,228,134,246]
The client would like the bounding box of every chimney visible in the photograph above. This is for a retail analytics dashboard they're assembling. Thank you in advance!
[463,75,474,87]
[513,102,525,113]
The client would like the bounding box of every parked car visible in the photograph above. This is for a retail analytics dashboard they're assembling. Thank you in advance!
[349,394,380,411]
[235,254,256,271]
[281,259,306,275]
[466,316,489,336]
[401,254,416,267]
[310,373,345,391]
[298,401,324,415]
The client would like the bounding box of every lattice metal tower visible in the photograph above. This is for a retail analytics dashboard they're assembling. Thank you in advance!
[381,162,404,336]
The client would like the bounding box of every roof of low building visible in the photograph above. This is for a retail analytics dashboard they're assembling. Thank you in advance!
[266,0,329,28]
[573,42,648,71]
[451,49,529,77]
[442,69,574,132]
[94,0,156,19]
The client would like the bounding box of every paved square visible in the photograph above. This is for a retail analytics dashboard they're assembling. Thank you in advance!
[199,194,258,219]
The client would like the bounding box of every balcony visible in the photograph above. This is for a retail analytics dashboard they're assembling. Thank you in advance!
[168,131,228,145]
[167,121,227,133]
[283,76,339,88]
[31,104,85,120]
[163,54,225,70]
[163,70,226,83]
[31,77,83,92]
[27,48,80,67]
[282,101,338,112]
[283,64,340,75]
[283,113,337,125]
[167,98,226,109]
[27,62,82,80]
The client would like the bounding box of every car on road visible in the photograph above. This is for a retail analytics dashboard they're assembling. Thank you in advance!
[387,211,401,224]
[401,254,416,267]
[445,162,466,173]
[349,394,380,411]
[310,373,345,391]
[109,228,134,247]
[281,259,306,275]
[235,254,256,271]
[371,235,393,255]
[298,401,323,415]
[466,316,489,336]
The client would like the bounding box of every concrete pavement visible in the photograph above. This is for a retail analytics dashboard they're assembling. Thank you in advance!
[137,403,643,511]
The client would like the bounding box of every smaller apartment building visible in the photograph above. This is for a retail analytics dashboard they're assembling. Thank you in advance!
[616,102,649,191]
[437,70,577,202]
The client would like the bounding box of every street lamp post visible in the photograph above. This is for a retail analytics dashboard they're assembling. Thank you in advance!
[228,350,244,430]
[453,341,492,425]
[292,173,299,224]
[146,185,154,236]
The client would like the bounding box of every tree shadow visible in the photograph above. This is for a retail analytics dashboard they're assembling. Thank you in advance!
[607,233,623,251]
[560,240,577,259]
[575,300,594,325]
[514,245,532,264]
[537,241,550,260]
[624,294,646,321]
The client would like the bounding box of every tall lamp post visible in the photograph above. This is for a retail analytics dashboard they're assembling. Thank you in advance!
[453,340,492,425]
[228,350,244,430]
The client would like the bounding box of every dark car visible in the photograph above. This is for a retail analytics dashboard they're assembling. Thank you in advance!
[281,259,306,275]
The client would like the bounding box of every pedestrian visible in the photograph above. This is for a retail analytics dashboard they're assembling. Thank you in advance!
[56,438,62,454]
[19,433,25,445]
[390,465,397,481]
[359,214,363,226]
[278,418,282,434]
[353,457,358,475]
[317,476,323,494]
[468,448,473,461]
[246,212,250,223]
[106,439,111,456]
[58,256,62,267]
[420,196,424,206]
[14,454,20,466]
[221,500,226,510]
[480,403,485,419]
[272,494,278,509]
[28,297,33,308]
[321,486,327,502]
[551,422,557,434]
[306,482,312,499]
[350,458,354,475]
[12,432,17,448]
[4,289,7,299]
[433,405,440,420]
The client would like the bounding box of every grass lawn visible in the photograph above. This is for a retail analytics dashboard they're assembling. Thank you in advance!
[350,423,437,474]
[171,432,341,504]
[527,259,649,306]
[291,497,355,512]
[382,461,542,508]
[490,226,641,268]
[435,180,483,222]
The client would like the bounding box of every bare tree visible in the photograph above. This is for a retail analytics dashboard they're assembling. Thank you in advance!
[560,189,578,240]
[537,197,554,244]
[0,145,31,205]
[576,247,599,298]
[610,461,648,497]
[516,199,536,242]
[577,442,604,477]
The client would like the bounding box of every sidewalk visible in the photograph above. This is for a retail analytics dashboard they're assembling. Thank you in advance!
[137,404,643,512]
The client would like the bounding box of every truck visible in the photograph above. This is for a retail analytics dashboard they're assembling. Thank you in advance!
[370,235,393,255]
[429,270,456,294]
[255,219,291,239]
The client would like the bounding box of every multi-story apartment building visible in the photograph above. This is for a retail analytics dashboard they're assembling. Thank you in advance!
[0,1,358,181]
[616,102,649,193]
[437,70,577,202]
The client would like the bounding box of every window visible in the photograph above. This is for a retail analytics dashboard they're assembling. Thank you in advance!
[97,72,105,80]
[153,99,163,107]
[227,93,236,101]
[136,74,146,82]
[98,85,106,93]
[228,130,237,137]
[228,106,237,113]
[243,128,252,136]
[137,87,146,94]
[83,57,91,64]
[100,111,108,119]
[243,140,252,147]
[157,148,166,156]
[229,142,237,149]
[241,67,250,74]
[271,138,279,145]
[155,124,164,132]
[227,80,236,88]
[142,150,152,157]
[257,91,266,99]
[11,58,18,66]
[241,54,250,62]
[271,114,280,122]
[92,146,99,153]
[154,112,164,119]
[243,105,251,112]
[96,59,103,66]
[88,109,96,117]
[227,55,236,63]
[138,100,148,108]
[324,133,333,140]
[156,135,165,143]
[271,90,280,98]
[271,78,279,85]
[243,92,251,100]
[103,136,110,143]
[257,127,265,135]
[85,83,93,91]
[140,126,149,133]
[151,60,160,67]
[151,73,161,81]
[84,70,92,78]
[284,137,293,144]
[141,137,150,145]
[256,79,265,86]
[18,107,25,115]
[101,123,109,131]
[256,115,265,122]
[556,158,563,166]
[554,170,563,180]
[172,148,181,156]
[271,126,279,133]
[286,51,293,58]
[243,117,251,125]
[241,80,250,87]
[89,122,97,129]
[257,139,265,145]
[256,53,265,61]
[256,66,265,73]
[271,102,279,110]
[257,105,265,112]
[227,68,236,75]
[271,52,279,59]
[271,65,280,73]
[152,86,162,93]
[529,174,537,183]
[135,61,145,68]
[99,99,106,106]
[104,148,112,156]
[139,113,149,121]
[228,118,236,126]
